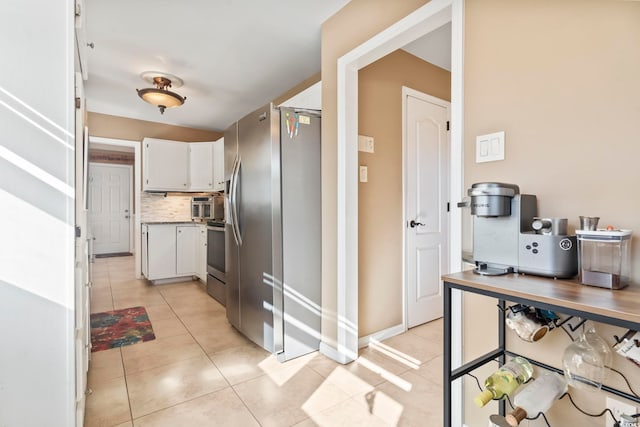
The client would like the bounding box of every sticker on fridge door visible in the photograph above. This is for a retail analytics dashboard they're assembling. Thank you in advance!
[298,115,310,125]
[285,112,296,138]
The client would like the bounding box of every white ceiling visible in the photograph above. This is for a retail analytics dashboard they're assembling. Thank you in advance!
[84,1,451,133]
[84,0,350,131]
[402,22,451,71]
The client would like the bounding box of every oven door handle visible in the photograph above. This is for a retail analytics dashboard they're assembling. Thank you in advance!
[230,155,242,246]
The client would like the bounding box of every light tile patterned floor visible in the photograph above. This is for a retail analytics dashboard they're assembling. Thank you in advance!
[85,256,443,426]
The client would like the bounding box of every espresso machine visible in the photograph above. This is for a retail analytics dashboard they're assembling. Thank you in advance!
[465,182,578,278]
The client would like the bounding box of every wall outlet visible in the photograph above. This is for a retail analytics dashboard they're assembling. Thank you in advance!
[359,166,368,183]
[607,397,636,427]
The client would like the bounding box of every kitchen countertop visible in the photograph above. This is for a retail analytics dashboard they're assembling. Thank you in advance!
[143,221,206,225]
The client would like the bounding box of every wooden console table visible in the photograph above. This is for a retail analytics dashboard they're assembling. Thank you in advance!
[442,271,640,426]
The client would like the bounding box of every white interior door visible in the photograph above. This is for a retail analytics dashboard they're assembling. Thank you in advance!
[405,89,450,328]
[89,163,131,255]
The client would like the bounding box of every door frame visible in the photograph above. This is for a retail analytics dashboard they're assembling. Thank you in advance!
[88,136,142,277]
[88,162,133,254]
[402,86,451,330]
[334,0,464,424]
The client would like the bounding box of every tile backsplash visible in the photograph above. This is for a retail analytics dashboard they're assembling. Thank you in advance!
[140,193,192,222]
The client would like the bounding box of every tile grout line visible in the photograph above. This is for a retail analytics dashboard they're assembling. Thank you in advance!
[228,381,264,426]
[119,347,135,426]
[140,282,266,425]
[111,261,135,425]
[87,260,258,425]
[95,259,446,426]
[107,259,135,425]
[155,283,264,426]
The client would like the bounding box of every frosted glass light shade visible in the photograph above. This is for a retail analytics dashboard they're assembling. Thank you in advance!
[136,75,186,114]
[137,88,185,108]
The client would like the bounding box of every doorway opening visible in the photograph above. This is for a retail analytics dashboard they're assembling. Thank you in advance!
[335,0,462,360]
[88,163,133,256]
[88,136,142,277]
[333,1,464,421]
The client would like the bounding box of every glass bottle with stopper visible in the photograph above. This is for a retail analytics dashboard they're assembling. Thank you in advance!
[474,356,534,407]
[505,372,567,426]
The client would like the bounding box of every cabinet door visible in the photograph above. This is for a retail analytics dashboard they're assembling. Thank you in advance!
[213,138,225,192]
[143,138,189,191]
[176,225,198,275]
[147,224,177,279]
[189,142,214,191]
[197,226,207,281]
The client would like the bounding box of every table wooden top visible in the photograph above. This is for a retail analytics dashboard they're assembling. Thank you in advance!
[442,270,640,327]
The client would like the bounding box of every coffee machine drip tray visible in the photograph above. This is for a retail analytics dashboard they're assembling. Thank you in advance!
[474,263,514,276]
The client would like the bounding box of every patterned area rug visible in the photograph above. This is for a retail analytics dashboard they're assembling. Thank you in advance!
[90,306,155,352]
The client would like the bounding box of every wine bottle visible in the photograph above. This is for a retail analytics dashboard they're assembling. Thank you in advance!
[505,372,567,426]
[474,356,534,407]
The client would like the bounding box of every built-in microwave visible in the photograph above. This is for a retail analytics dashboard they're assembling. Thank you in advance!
[191,197,213,220]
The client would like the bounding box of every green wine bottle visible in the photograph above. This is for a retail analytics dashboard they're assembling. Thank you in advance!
[474,356,534,407]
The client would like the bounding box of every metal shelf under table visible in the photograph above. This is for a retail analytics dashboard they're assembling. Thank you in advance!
[442,270,640,426]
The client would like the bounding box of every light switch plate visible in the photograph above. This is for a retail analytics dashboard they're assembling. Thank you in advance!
[358,135,374,153]
[359,166,368,183]
[476,131,505,163]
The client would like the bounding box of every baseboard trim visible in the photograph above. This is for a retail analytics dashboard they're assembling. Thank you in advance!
[149,276,196,285]
[319,342,354,365]
[358,323,406,348]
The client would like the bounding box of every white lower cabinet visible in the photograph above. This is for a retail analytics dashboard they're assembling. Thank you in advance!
[143,223,206,281]
[176,225,198,275]
[145,224,178,280]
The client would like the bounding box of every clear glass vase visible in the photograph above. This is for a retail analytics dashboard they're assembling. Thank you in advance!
[562,321,611,389]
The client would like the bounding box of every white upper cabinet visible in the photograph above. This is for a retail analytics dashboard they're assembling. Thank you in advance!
[143,138,189,191]
[143,138,224,192]
[189,142,214,191]
[213,138,224,192]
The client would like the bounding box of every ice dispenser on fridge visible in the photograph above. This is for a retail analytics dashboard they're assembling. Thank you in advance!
[576,229,632,289]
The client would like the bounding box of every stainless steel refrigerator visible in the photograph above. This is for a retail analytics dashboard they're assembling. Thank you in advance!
[224,104,321,362]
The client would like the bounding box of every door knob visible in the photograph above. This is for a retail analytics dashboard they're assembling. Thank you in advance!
[409,220,425,228]
[124,215,130,219]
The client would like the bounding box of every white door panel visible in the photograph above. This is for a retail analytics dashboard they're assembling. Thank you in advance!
[89,163,131,254]
[417,247,441,299]
[405,91,450,328]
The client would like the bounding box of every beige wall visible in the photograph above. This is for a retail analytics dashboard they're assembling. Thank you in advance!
[321,0,430,349]
[88,112,223,142]
[272,72,321,107]
[463,1,640,426]
[358,50,450,336]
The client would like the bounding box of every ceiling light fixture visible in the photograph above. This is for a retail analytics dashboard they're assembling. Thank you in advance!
[136,72,186,114]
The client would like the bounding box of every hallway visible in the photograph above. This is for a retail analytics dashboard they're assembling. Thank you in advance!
[85,256,443,426]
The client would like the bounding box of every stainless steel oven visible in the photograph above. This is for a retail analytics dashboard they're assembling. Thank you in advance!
[206,223,226,305]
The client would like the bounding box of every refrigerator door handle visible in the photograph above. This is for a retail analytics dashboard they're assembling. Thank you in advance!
[230,156,243,246]
[228,156,239,246]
